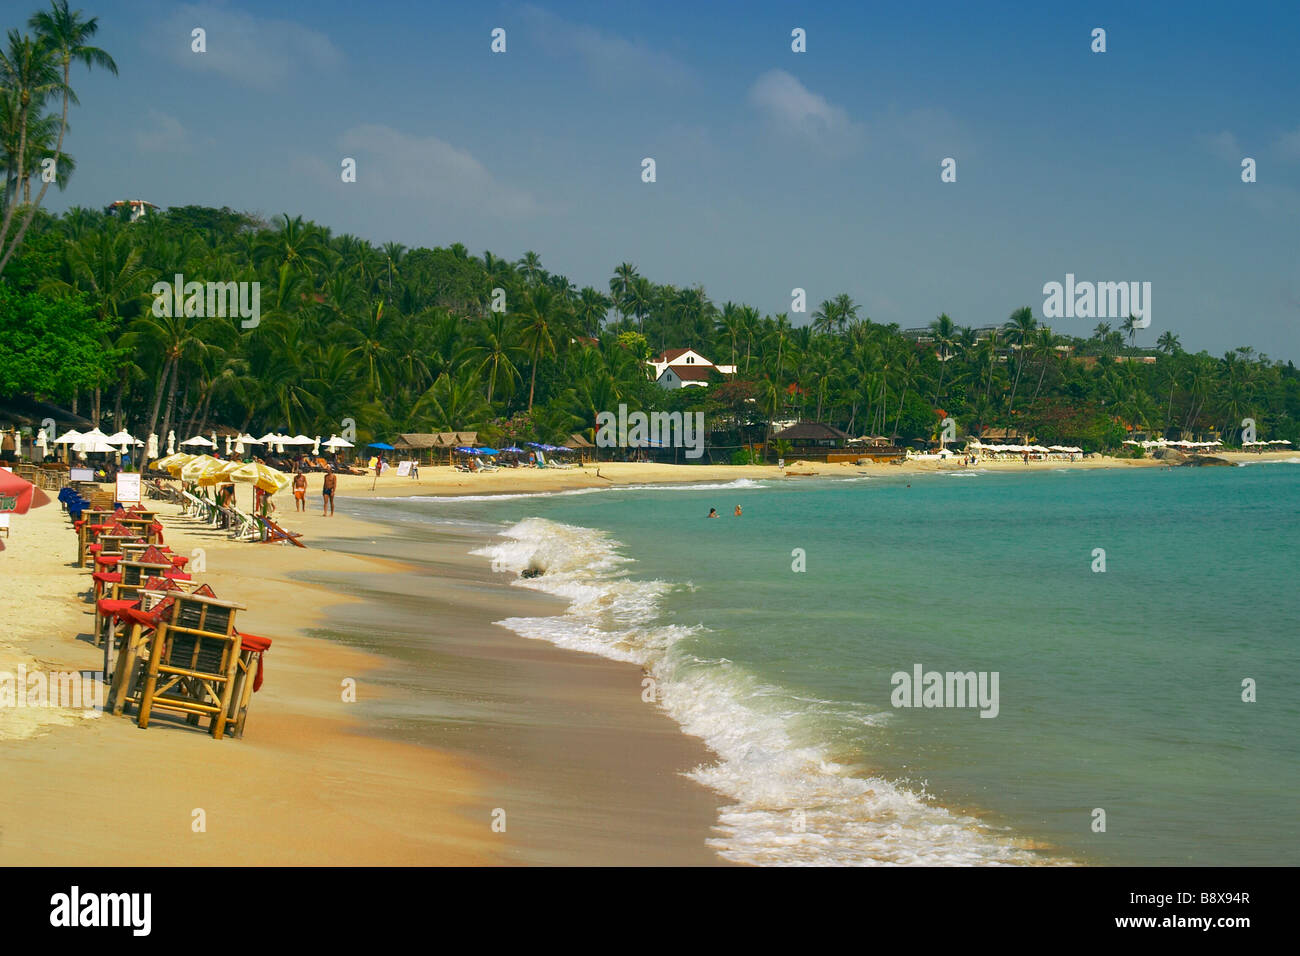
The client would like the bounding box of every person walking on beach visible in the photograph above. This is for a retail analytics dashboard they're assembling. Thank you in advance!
[322,471,336,516]
[292,470,307,512]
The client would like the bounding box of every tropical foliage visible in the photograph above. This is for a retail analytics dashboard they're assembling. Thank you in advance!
[3,204,1297,456]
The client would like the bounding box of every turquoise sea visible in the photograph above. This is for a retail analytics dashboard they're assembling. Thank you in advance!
[356,462,1300,865]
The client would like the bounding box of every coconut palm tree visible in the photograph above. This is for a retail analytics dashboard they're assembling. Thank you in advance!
[609,262,638,322]
[0,2,114,273]
[928,312,956,405]
[459,311,524,406]
[516,284,569,410]
[1002,306,1037,432]
[574,286,610,337]
[0,29,63,263]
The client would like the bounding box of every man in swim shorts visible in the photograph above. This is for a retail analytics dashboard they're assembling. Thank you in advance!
[322,471,336,516]
[293,470,307,512]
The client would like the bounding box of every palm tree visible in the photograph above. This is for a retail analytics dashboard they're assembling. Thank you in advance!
[517,250,544,285]
[1121,314,1140,350]
[459,311,523,406]
[253,213,327,275]
[928,312,956,405]
[0,2,114,273]
[811,298,838,336]
[1156,331,1181,355]
[346,299,394,403]
[0,28,63,268]
[832,293,859,332]
[516,285,569,410]
[574,286,610,337]
[609,262,638,323]
[1002,306,1037,432]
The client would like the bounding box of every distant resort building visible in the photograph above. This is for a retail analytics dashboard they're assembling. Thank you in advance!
[771,421,850,447]
[108,199,159,222]
[646,348,737,390]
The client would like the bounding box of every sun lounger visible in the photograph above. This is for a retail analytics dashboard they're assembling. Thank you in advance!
[259,517,306,548]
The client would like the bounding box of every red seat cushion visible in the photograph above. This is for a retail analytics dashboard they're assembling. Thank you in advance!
[97,598,138,616]
[238,633,272,652]
[91,571,123,584]
[95,555,122,567]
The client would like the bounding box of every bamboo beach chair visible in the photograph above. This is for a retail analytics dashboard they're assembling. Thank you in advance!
[134,591,248,739]
[106,579,210,717]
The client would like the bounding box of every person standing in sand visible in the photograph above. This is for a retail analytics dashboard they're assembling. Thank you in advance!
[292,470,307,512]
[322,471,336,516]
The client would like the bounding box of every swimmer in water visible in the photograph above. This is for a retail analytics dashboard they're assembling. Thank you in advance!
[734,505,742,517]
[707,508,718,518]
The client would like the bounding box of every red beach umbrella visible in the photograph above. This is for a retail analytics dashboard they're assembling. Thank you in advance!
[0,469,51,514]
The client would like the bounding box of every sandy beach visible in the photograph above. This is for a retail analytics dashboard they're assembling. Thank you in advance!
[0,469,724,866]
[2,449,1294,866]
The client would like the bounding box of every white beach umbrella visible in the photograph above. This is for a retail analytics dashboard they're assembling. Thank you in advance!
[75,436,118,454]
[180,434,214,447]
[147,433,159,459]
[53,428,82,445]
[36,429,48,456]
[323,436,354,449]
[312,436,321,455]
[256,432,279,445]
[166,430,176,454]
[12,432,21,457]
[235,437,245,455]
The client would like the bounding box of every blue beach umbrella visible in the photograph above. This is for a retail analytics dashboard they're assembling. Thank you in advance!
[366,442,395,450]
[478,447,499,455]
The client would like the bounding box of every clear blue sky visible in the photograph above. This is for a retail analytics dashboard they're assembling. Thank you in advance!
[28,0,1300,361]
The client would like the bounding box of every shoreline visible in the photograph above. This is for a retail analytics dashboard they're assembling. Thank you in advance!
[312,450,1299,502]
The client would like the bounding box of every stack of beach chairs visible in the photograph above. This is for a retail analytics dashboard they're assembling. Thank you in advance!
[71,498,273,740]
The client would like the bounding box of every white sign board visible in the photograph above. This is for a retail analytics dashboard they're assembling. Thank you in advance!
[70,467,94,482]
[115,472,142,504]
[395,461,412,477]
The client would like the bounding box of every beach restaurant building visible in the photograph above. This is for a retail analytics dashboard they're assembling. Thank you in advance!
[393,432,478,464]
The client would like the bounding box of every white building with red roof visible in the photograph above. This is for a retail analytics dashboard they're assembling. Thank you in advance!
[646,348,737,389]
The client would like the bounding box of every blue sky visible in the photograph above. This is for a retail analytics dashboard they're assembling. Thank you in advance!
[26,0,1300,360]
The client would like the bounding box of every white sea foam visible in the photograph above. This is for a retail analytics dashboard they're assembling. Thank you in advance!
[384,478,768,505]
[1235,456,1300,467]
[474,516,1051,866]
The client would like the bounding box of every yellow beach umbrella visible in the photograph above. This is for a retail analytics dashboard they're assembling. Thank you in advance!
[162,452,197,476]
[228,461,291,494]
[180,454,223,483]
[152,452,188,471]
[196,457,242,487]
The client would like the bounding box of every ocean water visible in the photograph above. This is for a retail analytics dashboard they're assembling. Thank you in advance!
[357,464,1300,866]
